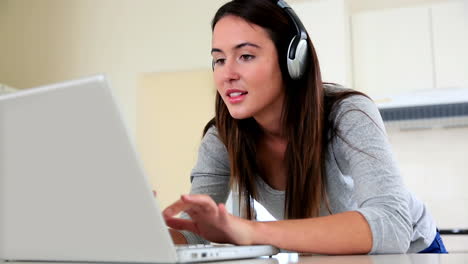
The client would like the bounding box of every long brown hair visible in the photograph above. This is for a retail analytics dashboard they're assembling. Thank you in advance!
[205,0,369,220]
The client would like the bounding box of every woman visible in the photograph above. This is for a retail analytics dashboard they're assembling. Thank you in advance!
[162,0,446,254]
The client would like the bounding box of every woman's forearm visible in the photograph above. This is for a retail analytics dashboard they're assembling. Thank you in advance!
[251,211,372,254]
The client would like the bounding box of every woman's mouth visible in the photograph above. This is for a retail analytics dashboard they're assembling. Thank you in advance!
[226,90,248,104]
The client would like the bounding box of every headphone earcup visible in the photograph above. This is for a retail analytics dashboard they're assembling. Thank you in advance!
[287,36,309,80]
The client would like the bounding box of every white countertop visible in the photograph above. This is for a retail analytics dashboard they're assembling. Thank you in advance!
[2,253,468,264]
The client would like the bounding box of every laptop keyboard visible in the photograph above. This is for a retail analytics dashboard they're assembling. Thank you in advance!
[176,244,216,250]
[176,244,232,249]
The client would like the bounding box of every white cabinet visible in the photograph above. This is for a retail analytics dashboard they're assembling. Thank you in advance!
[351,6,434,97]
[291,0,352,87]
[431,1,468,90]
[351,0,468,98]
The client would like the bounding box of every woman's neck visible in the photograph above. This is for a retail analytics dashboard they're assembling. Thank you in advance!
[254,110,285,141]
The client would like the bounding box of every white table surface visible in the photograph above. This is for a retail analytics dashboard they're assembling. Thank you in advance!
[2,253,468,264]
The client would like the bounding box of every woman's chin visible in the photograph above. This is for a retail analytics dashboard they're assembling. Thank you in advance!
[228,110,251,120]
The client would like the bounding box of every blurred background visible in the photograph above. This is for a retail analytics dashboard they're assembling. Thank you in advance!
[1,0,467,252]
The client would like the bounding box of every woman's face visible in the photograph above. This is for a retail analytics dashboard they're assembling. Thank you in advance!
[212,15,285,121]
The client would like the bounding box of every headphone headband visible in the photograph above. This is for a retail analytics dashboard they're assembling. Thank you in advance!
[276,0,308,40]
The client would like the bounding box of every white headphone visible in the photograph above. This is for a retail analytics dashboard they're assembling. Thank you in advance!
[276,0,309,80]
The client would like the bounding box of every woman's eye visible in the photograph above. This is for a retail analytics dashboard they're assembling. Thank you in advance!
[213,58,226,65]
[240,54,255,61]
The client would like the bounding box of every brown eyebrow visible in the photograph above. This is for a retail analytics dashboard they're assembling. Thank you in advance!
[211,42,261,54]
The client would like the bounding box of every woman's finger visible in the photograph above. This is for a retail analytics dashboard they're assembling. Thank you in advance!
[163,198,193,218]
[184,208,198,218]
[181,194,218,214]
[163,194,219,220]
[165,217,198,234]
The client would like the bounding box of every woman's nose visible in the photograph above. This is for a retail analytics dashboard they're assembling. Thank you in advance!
[220,60,240,82]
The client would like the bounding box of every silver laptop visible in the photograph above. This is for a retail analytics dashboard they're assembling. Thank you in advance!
[0,75,279,263]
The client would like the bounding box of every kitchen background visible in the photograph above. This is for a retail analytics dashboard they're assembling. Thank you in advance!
[1,0,467,252]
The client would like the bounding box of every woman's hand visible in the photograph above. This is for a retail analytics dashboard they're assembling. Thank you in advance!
[153,190,188,244]
[163,194,256,245]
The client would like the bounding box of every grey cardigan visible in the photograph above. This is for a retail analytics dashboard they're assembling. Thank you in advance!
[181,87,437,254]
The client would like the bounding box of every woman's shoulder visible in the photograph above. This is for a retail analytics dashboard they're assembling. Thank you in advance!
[204,125,226,143]
[192,125,230,175]
[325,84,374,111]
[324,84,384,129]
[200,125,230,162]
[201,125,224,149]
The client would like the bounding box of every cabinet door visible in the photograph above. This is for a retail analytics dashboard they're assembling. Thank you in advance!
[351,7,434,97]
[431,1,468,89]
[292,0,352,87]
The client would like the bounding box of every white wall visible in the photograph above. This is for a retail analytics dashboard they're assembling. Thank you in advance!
[387,127,468,228]
[0,0,228,135]
[137,70,216,209]
[2,0,455,131]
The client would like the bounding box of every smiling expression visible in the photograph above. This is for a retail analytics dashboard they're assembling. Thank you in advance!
[211,15,285,123]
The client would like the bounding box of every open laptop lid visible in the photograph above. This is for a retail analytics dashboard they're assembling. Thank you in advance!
[0,75,178,263]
